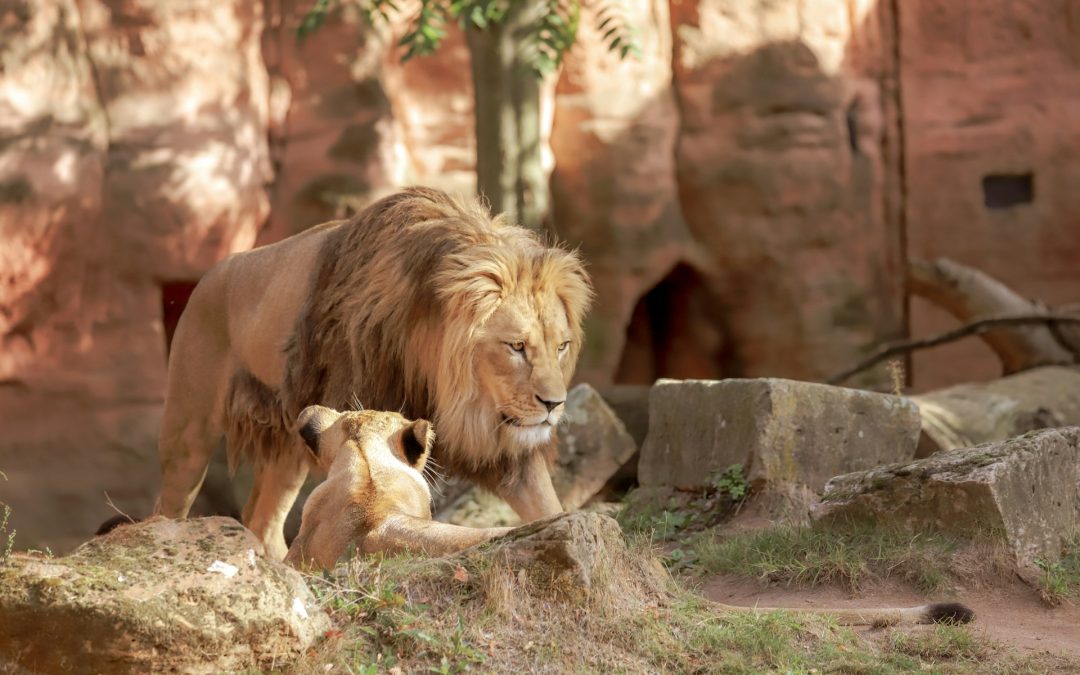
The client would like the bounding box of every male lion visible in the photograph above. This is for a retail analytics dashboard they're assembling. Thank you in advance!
[156,187,592,559]
[285,405,512,570]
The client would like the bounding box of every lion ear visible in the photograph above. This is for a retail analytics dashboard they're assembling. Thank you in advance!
[402,419,434,468]
[296,405,339,458]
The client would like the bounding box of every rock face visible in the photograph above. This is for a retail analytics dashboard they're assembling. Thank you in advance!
[260,0,397,244]
[549,0,696,384]
[639,378,921,492]
[668,0,905,386]
[901,2,1080,391]
[551,384,638,511]
[816,428,1080,570]
[0,517,331,674]
[8,0,1080,555]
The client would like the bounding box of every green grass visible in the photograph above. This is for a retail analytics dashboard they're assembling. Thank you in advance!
[672,522,984,593]
[1035,539,1080,606]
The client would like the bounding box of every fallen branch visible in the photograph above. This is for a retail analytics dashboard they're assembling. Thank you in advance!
[909,259,1076,371]
[828,314,1080,385]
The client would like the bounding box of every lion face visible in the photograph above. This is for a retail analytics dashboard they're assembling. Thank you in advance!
[472,288,577,451]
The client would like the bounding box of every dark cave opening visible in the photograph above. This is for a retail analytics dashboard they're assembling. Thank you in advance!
[614,264,725,385]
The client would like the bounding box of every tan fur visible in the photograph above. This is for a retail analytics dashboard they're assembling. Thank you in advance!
[285,406,512,571]
[154,188,592,559]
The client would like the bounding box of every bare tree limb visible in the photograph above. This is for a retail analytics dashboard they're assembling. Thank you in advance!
[909,259,1075,371]
[828,314,1080,385]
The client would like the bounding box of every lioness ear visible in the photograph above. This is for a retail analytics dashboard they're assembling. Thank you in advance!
[296,405,339,457]
[402,419,434,468]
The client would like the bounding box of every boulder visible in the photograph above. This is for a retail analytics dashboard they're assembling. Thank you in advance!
[912,366,1080,456]
[639,378,921,492]
[815,428,1080,570]
[472,512,669,597]
[551,384,639,511]
[0,517,331,674]
[597,384,652,448]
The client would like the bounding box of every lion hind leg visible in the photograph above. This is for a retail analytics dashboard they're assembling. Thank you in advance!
[156,405,224,520]
[714,602,975,627]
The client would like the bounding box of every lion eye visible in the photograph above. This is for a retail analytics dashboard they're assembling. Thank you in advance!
[558,341,570,354]
[507,341,526,353]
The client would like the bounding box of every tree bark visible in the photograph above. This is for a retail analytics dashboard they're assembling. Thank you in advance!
[465,0,549,232]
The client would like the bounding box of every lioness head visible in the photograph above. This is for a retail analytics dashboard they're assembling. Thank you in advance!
[433,241,593,459]
[287,405,436,570]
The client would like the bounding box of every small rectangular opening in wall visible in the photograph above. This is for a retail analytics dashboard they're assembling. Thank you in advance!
[982,173,1034,209]
[161,281,199,357]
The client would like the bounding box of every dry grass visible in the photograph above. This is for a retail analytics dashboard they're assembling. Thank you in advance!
[283,538,1072,675]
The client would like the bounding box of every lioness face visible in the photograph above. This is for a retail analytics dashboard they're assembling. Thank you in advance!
[473,289,576,449]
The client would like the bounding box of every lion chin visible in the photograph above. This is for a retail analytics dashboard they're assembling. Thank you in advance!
[504,422,555,450]
[153,186,593,559]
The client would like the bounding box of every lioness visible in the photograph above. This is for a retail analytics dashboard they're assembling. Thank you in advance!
[156,187,592,558]
[285,405,511,570]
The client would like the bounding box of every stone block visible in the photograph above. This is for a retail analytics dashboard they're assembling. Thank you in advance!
[639,378,921,491]
[814,427,1080,570]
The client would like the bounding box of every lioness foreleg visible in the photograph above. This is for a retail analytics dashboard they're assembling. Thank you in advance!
[495,450,563,523]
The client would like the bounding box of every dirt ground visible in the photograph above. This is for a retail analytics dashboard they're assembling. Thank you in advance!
[702,573,1080,658]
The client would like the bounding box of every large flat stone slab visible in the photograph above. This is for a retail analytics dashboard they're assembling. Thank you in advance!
[815,427,1080,569]
[0,517,331,674]
[639,378,921,492]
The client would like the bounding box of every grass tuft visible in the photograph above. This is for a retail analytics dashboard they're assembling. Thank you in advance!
[1035,539,1080,606]
[679,521,1003,594]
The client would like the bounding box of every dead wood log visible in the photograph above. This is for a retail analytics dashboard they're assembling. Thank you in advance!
[909,258,1077,372]
[912,365,1080,456]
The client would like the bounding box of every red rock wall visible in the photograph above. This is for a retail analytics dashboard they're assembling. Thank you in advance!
[900,0,1080,391]
[667,0,906,385]
[1,0,271,551]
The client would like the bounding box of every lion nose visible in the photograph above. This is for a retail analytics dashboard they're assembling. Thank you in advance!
[536,396,564,413]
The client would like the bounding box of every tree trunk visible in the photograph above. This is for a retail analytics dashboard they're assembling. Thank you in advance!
[465,0,549,232]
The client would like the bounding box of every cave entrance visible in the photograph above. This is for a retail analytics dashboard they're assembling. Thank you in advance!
[160,281,199,357]
[614,264,725,385]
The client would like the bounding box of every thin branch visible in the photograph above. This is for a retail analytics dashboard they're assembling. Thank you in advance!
[829,314,1080,385]
[103,491,135,524]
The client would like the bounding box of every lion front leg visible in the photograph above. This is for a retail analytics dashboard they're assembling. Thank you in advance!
[495,450,563,523]
[243,451,310,560]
